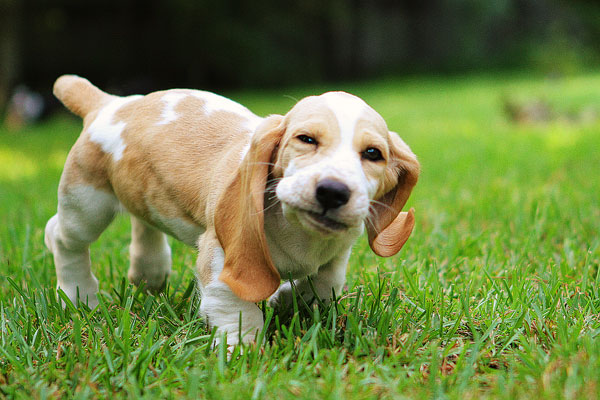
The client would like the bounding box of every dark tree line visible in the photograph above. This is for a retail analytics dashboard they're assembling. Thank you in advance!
[1,0,599,112]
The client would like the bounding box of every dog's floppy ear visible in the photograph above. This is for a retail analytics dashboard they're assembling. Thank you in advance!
[366,132,420,257]
[215,115,285,302]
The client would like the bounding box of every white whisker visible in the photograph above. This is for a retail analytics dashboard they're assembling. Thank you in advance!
[369,199,395,213]
[262,199,282,214]
[248,161,277,168]
[365,214,381,235]
[368,204,381,221]
[266,177,283,186]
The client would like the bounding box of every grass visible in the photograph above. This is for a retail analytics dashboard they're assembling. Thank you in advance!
[1,71,599,399]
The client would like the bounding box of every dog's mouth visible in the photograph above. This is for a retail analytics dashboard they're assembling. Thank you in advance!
[300,209,348,233]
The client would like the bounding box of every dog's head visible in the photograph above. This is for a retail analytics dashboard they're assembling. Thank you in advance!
[216,92,420,302]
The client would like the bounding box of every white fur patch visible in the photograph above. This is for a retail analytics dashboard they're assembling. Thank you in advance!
[210,245,226,274]
[147,205,204,247]
[199,246,264,346]
[240,141,252,160]
[323,92,368,148]
[190,91,262,132]
[87,95,142,161]
[157,90,262,151]
[157,92,188,125]
[323,92,377,198]
[268,248,350,308]
[190,91,251,116]
[46,185,120,308]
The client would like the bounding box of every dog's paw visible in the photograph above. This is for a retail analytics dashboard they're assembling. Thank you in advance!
[58,281,99,309]
[213,329,258,348]
[268,281,294,310]
[127,268,169,294]
[128,246,171,293]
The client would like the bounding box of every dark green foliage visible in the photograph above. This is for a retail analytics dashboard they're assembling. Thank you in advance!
[9,0,600,94]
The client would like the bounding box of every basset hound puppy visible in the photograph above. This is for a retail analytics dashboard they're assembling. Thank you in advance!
[45,75,420,346]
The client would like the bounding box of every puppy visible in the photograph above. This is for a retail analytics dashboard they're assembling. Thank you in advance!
[45,75,420,345]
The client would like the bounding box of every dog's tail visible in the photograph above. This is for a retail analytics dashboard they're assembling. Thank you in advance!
[53,75,112,118]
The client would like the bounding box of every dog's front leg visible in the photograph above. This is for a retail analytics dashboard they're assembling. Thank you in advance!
[269,248,351,311]
[197,230,264,347]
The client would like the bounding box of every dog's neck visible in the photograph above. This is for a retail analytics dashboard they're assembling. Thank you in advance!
[263,196,362,280]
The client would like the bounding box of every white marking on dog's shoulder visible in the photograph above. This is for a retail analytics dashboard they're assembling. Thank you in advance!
[323,92,368,147]
[243,117,262,133]
[190,91,262,131]
[190,91,252,117]
[157,92,188,125]
[87,95,142,161]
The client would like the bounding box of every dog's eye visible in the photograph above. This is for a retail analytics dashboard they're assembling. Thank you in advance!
[297,134,318,145]
[362,147,384,162]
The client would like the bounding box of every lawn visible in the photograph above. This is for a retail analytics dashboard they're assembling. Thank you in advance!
[1,72,599,399]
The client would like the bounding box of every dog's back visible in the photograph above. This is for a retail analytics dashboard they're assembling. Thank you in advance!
[53,75,263,242]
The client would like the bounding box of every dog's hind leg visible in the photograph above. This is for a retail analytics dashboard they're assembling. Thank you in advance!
[45,185,118,308]
[127,216,172,292]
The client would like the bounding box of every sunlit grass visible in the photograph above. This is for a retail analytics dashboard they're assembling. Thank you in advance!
[1,71,599,399]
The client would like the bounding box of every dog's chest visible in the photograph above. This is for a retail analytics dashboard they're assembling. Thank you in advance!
[263,210,357,279]
[267,235,334,278]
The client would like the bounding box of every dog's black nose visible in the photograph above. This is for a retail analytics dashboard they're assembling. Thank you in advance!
[316,179,351,210]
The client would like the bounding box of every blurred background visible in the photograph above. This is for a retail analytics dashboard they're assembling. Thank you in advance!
[1,0,600,121]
